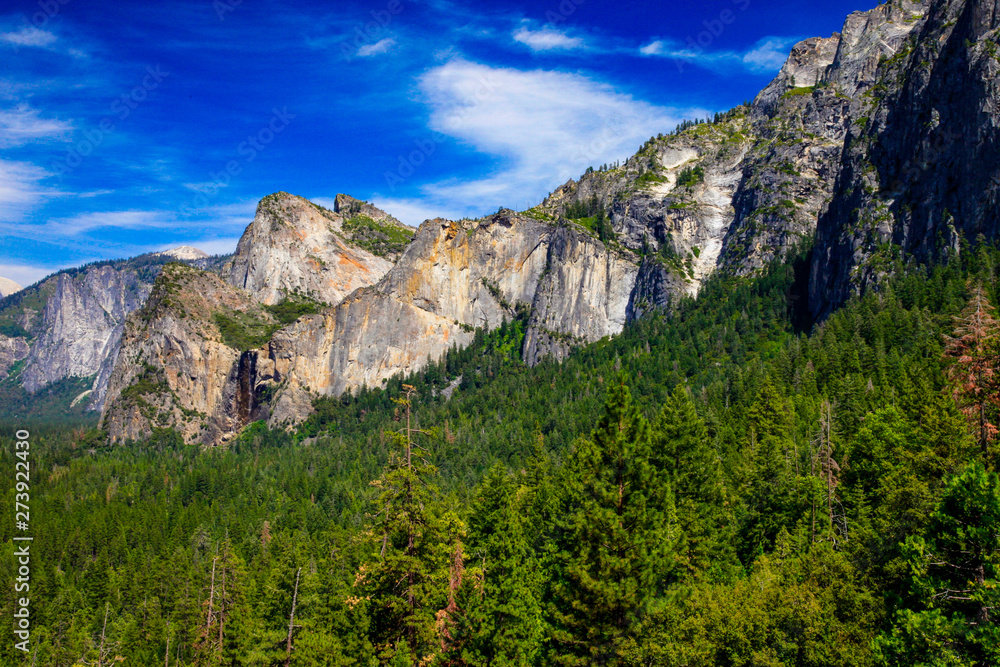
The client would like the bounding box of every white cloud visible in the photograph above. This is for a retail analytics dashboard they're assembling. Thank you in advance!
[638,40,699,59]
[513,25,585,51]
[45,210,175,236]
[0,159,55,220]
[410,59,703,211]
[742,37,799,73]
[0,27,57,49]
[638,35,799,75]
[357,38,395,57]
[1,199,257,242]
[639,40,667,56]
[0,105,74,148]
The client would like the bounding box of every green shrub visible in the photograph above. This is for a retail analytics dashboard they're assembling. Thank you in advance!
[677,165,705,188]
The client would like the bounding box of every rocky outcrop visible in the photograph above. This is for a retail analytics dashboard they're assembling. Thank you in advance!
[534,0,930,316]
[0,251,234,415]
[811,0,1000,317]
[522,227,638,364]
[100,263,277,445]
[0,336,29,380]
[259,211,623,426]
[224,192,409,306]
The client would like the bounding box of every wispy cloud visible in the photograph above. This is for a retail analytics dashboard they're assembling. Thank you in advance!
[0,105,74,147]
[357,37,396,57]
[639,40,688,57]
[513,24,586,52]
[0,200,257,249]
[639,35,800,74]
[741,37,798,72]
[393,59,705,215]
[0,159,56,220]
[0,26,58,49]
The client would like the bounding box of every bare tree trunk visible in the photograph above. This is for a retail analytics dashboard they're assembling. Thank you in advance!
[206,557,217,637]
[218,563,226,650]
[165,633,170,667]
[285,568,302,667]
[98,601,109,667]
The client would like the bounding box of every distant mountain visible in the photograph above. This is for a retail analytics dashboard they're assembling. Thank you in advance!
[0,277,22,298]
[154,246,210,261]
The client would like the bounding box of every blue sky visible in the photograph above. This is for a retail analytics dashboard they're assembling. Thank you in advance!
[0,0,872,286]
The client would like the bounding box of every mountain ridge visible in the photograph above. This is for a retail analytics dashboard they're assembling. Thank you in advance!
[6,0,998,446]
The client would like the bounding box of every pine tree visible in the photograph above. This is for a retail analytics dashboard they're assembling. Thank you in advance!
[362,385,450,665]
[944,284,1000,458]
[549,376,674,665]
[447,466,545,665]
[877,462,1000,665]
[193,540,243,666]
[741,379,800,561]
[652,384,732,578]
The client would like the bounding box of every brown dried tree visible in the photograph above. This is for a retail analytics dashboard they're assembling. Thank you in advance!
[944,284,1000,457]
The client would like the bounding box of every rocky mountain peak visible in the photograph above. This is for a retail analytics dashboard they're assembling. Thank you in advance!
[223,191,411,307]
[333,193,404,226]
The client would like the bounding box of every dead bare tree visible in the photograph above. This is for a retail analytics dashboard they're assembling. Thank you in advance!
[285,568,302,667]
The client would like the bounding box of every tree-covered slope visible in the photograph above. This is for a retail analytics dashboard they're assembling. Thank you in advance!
[3,244,999,665]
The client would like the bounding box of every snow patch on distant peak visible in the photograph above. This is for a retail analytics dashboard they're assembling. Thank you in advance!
[155,246,210,261]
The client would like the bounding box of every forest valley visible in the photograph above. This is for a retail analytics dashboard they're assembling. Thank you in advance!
[3,244,1000,666]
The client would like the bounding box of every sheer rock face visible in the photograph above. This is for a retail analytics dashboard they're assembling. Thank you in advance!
[223,192,399,307]
[0,336,29,380]
[100,264,276,445]
[522,227,639,364]
[259,211,638,426]
[537,0,930,315]
[811,0,1000,317]
[17,265,155,409]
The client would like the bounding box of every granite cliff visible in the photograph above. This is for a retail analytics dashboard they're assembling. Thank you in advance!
[15,0,999,444]
[100,263,279,444]
[224,192,411,306]
[810,0,1000,316]
[0,254,197,413]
